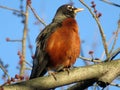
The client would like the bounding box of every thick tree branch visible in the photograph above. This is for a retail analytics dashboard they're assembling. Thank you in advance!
[67,79,97,90]
[98,67,120,88]
[2,60,120,90]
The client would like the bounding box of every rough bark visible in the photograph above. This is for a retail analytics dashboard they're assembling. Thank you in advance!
[2,59,120,90]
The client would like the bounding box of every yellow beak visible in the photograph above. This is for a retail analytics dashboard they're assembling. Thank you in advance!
[74,8,84,13]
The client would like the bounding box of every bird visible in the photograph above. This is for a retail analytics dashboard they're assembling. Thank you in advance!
[30,4,83,79]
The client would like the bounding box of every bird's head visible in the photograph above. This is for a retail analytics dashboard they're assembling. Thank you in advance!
[53,4,84,22]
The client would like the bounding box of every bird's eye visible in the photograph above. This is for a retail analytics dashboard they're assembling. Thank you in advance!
[67,5,74,11]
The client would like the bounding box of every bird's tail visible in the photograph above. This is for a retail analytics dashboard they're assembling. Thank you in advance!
[29,56,48,79]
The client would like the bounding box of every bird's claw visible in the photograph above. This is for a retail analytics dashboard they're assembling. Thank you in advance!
[63,68,70,75]
[48,71,57,80]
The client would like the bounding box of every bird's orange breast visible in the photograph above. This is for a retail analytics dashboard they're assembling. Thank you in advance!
[45,18,80,70]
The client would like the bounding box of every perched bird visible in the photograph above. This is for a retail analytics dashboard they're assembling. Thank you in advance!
[30,4,83,79]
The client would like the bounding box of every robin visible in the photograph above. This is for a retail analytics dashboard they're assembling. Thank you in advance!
[30,4,83,79]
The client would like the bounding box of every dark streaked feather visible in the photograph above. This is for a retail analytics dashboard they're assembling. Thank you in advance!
[30,22,62,79]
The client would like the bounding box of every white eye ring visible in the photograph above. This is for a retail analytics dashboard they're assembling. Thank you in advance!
[67,5,74,11]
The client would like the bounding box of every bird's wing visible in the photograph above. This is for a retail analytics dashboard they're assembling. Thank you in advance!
[30,22,61,79]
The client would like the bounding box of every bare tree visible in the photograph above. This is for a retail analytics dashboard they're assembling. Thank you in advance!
[0,0,120,90]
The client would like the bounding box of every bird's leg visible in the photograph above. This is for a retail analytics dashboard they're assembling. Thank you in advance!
[63,65,75,75]
[48,71,57,80]
[56,65,64,72]
[56,65,71,75]
[63,67,70,75]
[47,68,57,80]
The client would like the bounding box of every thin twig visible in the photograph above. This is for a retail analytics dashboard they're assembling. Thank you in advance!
[25,67,32,70]
[109,19,120,54]
[27,32,34,55]
[20,2,29,76]
[102,19,120,61]
[28,4,47,26]
[0,59,10,80]
[101,0,120,8]
[100,34,115,60]
[7,40,22,42]
[110,83,120,87]
[81,44,91,65]
[0,5,25,15]
[109,48,120,61]
[100,22,120,60]
[79,0,109,59]
[24,60,32,67]
[93,83,99,90]
[79,56,102,63]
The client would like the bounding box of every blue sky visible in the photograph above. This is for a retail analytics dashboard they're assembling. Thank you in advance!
[0,0,120,90]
